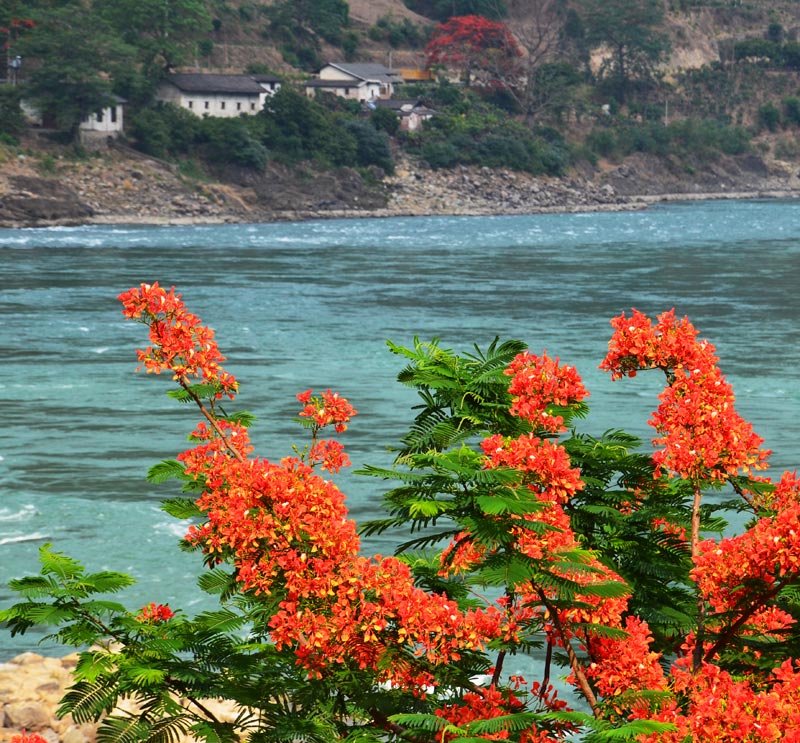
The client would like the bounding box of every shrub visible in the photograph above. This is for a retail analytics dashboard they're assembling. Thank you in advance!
[370,106,401,137]
[586,128,618,158]
[420,139,459,168]
[758,101,781,132]
[784,96,800,125]
[129,103,200,158]
[340,119,394,173]
[0,85,26,136]
[197,117,269,171]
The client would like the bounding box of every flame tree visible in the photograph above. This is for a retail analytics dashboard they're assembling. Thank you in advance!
[4,285,800,742]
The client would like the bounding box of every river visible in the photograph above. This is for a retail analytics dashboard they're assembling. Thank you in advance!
[1,200,798,660]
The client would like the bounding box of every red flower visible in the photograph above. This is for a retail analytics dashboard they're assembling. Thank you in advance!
[137,602,174,623]
[11,732,49,743]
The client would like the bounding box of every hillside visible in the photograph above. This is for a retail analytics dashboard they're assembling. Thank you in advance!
[4,0,800,227]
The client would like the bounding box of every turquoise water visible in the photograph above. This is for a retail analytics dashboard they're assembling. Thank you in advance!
[1,200,799,659]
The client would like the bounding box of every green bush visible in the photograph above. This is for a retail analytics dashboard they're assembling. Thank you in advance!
[784,96,800,126]
[420,139,459,168]
[758,102,781,132]
[262,87,358,166]
[340,119,394,173]
[0,85,26,136]
[370,106,400,136]
[586,128,618,158]
[129,103,200,158]
[197,117,269,171]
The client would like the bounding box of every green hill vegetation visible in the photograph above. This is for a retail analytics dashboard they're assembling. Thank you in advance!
[3,0,800,183]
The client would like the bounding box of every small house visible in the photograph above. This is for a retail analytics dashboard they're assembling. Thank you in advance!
[305,63,402,102]
[79,96,125,144]
[372,98,437,132]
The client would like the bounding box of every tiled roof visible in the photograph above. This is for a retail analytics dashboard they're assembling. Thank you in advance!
[305,79,366,88]
[166,74,264,94]
[325,63,402,83]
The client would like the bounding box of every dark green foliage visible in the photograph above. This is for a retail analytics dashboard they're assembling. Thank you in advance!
[413,92,571,175]
[369,16,426,48]
[585,119,750,162]
[767,22,784,45]
[129,103,200,158]
[0,85,26,136]
[15,5,135,140]
[733,37,780,64]
[577,0,669,103]
[260,86,357,166]
[758,102,781,133]
[420,139,459,168]
[371,107,401,137]
[196,117,269,171]
[340,119,395,174]
[784,97,800,126]
[264,0,349,48]
[93,0,211,74]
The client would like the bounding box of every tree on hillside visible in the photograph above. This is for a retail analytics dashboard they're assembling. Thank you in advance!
[93,0,211,74]
[16,6,135,141]
[577,0,669,104]
[499,0,584,121]
[404,0,508,22]
[425,14,522,87]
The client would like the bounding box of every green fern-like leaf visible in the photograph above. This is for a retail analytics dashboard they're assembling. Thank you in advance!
[81,571,138,594]
[147,460,187,484]
[387,713,448,733]
[95,714,152,743]
[39,545,85,580]
[161,497,203,520]
[58,679,121,723]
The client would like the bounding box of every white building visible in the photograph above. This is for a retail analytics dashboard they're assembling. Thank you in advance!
[79,96,125,142]
[305,63,402,102]
[156,73,281,117]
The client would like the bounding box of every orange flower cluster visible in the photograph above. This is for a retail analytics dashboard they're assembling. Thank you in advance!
[600,309,769,480]
[297,388,357,433]
[505,352,588,433]
[118,282,237,398]
[136,602,175,623]
[640,658,800,742]
[120,287,800,739]
[11,732,48,743]
[121,284,502,691]
[436,684,571,743]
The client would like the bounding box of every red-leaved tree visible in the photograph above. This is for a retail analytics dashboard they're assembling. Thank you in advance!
[425,14,522,87]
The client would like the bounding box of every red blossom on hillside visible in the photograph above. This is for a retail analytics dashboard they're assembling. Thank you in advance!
[425,15,521,86]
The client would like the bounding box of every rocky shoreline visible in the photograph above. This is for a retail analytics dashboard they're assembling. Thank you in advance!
[0,652,244,743]
[2,139,800,229]
[0,653,89,743]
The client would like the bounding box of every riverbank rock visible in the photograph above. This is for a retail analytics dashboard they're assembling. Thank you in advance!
[1,134,799,228]
[0,653,93,743]
[0,653,247,743]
